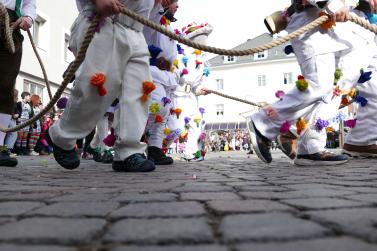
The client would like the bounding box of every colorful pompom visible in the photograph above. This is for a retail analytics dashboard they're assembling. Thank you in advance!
[163,128,171,135]
[334,68,342,84]
[199,132,206,141]
[199,107,205,116]
[344,119,357,128]
[355,95,368,107]
[175,108,182,119]
[149,103,160,114]
[57,97,68,109]
[333,86,342,97]
[265,106,277,120]
[296,118,307,135]
[90,73,107,96]
[184,117,191,124]
[161,97,171,107]
[358,70,372,84]
[315,118,329,132]
[280,120,291,134]
[148,45,162,66]
[319,12,336,29]
[284,45,294,55]
[181,68,189,77]
[203,67,210,77]
[195,60,203,69]
[103,128,116,147]
[275,90,285,100]
[194,116,201,128]
[193,49,202,55]
[296,75,308,91]
[140,81,156,103]
[177,44,184,54]
[155,114,163,123]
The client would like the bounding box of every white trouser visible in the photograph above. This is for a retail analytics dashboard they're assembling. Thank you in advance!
[50,12,151,161]
[345,68,377,146]
[4,119,17,150]
[146,82,173,148]
[169,93,203,158]
[252,45,375,155]
[90,115,109,151]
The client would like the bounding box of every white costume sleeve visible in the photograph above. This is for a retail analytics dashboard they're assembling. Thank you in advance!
[306,0,359,13]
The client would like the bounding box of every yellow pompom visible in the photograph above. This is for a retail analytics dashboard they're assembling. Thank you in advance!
[296,117,308,135]
[149,103,160,114]
[163,128,171,135]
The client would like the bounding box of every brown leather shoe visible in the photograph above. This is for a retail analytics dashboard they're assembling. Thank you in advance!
[277,132,297,160]
[342,143,377,158]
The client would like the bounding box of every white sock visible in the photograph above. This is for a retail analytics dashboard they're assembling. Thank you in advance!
[0,113,12,146]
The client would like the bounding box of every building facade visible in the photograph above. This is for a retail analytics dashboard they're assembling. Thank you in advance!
[16,0,78,104]
[201,33,301,131]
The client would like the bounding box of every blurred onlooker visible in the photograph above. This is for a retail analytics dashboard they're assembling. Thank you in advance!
[38,114,54,155]
[4,89,19,155]
[15,91,31,155]
[28,94,42,155]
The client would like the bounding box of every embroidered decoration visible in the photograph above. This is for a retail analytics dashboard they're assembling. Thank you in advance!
[90,73,107,96]
[315,118,329,132]
[296,118,307,135]
[280,120,291,134]
[103,128,116,147]
[296,75,309,91]
[141,81,156,102]
[275,90,285,100]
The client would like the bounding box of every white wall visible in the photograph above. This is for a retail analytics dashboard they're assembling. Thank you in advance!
[200,57,301,124]
[15,0,78,104]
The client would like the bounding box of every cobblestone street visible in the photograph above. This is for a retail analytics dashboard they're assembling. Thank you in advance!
[0,151,377,251]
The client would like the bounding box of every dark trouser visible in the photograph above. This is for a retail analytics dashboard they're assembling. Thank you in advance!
[76,129,96,152]
[0,9,23,115]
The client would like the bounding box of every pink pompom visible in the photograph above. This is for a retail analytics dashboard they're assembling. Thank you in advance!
[103,128,116,147]
[265,106,278,120]
[275,90,285,100]
[280,120,291,134]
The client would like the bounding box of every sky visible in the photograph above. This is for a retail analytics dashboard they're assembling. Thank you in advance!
[174,0,291,49]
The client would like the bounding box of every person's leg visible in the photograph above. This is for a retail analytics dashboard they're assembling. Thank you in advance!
[49,16,124,169]
[111,30,155,172]
[0,24,23,167]
[146,83,174,165]
[5,119,17,152]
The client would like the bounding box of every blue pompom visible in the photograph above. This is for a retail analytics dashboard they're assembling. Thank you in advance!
[355,95,368,107]
[357,71,372,84]
[148,45,162,66]
[177,44,185,54]
[284,45,294,55]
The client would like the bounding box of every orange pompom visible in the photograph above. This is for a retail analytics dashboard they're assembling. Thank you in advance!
[90,73,107,96]
[296,117,308,135]
[319,12,336,30]
[141,81,156,103]
[341,96,349,106]
[175,108,182,119]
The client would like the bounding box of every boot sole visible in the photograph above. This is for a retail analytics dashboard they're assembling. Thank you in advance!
[294,158,348,166]
[247,120,271,164]
[342,149,377,159]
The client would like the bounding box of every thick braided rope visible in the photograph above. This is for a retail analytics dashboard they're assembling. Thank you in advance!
[0,17,100,133]
[204,89,264,108]
[0,3,15,53]
[26,29,54,105]
[118,6,332,56]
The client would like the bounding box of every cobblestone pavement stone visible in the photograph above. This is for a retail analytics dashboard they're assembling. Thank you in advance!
[0,151,376,251]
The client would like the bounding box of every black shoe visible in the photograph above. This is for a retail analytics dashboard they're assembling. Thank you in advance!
[294,151,348,166]
[147,146,174,165]
[101,150,113,164]
[0,146,18,167]
[247,120,272,163]
[47,130,80,170]
[93,147,103,162]
[112,153,155,172]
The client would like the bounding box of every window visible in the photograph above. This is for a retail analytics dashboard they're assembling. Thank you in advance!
[254,51,268,60]
[224,56,236,63]
[258,75,266,86]
[64,33,74,63]
[216,79,224,90]
[24,80,44,102]
[216,104,224,116]
[283,72,293,84]
[33,16,46,49]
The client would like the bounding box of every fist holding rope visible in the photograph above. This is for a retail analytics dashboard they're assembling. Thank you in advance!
[12,16,33,30]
